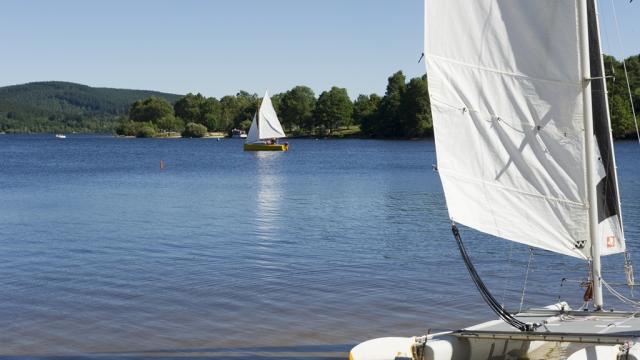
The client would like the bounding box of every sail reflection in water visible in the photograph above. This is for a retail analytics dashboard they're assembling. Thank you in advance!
[251,151,286,265]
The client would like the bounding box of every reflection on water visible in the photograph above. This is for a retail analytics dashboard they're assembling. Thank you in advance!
[254,152,284,242]
[0,136,638,359]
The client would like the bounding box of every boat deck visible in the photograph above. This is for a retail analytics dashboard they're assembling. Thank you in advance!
[457,308,640,344]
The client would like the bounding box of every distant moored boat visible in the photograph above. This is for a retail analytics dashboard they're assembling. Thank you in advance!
[231,129,247,139]
[55,134,66,139]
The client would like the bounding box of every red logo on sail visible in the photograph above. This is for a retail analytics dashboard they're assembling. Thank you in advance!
[606,236,616,249]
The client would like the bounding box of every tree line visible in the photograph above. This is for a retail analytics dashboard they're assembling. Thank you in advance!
[115,54,638,139]
[116,71,433,138]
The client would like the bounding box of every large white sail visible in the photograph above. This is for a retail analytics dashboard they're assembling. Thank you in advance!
[258,91,286,140]
[425,0,624,259]
[245,91,286,144]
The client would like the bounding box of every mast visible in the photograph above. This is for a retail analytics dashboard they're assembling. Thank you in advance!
[578,0,603,309]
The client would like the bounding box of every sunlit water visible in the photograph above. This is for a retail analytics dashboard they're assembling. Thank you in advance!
[0,135,638,359]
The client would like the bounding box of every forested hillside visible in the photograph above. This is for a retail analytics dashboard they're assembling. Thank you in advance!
[0,82,180,133]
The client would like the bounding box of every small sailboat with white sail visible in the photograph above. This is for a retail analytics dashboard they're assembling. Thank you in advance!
[351,0,640,359]
[244,91,288,151]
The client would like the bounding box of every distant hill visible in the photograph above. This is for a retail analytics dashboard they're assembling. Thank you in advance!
[0,81,181,133]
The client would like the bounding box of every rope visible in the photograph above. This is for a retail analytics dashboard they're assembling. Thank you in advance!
[519,248,534,313]
[626,252,636,297]
[609,0,640,144]
[451,224,540,332]
[603,279,640,308]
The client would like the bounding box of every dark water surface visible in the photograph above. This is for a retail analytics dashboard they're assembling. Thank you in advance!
[0,135,639,359]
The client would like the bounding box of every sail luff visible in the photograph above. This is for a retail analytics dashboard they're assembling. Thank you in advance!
[578,0,604,309]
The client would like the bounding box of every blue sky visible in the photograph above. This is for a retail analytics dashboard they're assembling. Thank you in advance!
[0,0,638,98]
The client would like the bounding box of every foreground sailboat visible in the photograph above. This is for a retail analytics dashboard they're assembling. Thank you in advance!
[244,91,289,151]
[351,0,640,359]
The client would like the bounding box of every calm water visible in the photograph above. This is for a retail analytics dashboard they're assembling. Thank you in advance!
[0,135,639,359]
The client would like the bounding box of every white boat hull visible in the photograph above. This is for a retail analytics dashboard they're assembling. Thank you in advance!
[350,304,640,360]
[350,333,544,360]
[350,336,639,360]
[349,337,415,360]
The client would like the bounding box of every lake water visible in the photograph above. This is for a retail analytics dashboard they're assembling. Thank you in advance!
[0,135,639,359]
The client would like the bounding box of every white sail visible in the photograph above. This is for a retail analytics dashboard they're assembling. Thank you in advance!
[425,0,624,259]
[246,113,259,144]
[258,91,286,140]
[245,91,286,144]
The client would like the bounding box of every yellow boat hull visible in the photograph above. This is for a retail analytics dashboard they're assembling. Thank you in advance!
[243,143,289,151]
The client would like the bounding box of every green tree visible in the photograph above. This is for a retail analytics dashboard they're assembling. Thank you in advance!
[129,97,174,123]
[353,94,381,129]
[115,119,138,136]
[605,55,639,139]
[200,97,223,130]
[610,95,634,138]
[239,119,252,131]
[279,86,316,132]
[219,95,240,131]
[182,122,208,138]
[136,123,157,138]
[236,91,260,128]
[174,93,204,124]
[156,115,184,133]
[174,94,225,131]
[270,93,283,114]
[399,75,432,137]
[313,87,353,133]
[375,71,406,137]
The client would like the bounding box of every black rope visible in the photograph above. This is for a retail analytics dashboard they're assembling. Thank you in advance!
[452,224,540,332]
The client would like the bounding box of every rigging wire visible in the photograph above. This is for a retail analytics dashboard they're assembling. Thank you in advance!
[603,279,640,308]
[607,0,638,297]
[519,248,535,313]
[451,223,540,332]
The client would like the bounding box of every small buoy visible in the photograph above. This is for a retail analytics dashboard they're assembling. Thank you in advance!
[160,160,164,170]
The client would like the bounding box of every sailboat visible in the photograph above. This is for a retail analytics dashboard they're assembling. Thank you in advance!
[244,91,289,151]
[350,0,640,359]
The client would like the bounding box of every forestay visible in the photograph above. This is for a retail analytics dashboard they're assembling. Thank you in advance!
[424,0,624,259]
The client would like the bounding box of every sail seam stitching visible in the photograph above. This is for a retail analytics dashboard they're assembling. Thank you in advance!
[426,53,582,88]
[439,168,586,207]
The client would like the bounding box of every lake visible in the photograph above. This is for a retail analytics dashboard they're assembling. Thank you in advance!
[0,135,639,359]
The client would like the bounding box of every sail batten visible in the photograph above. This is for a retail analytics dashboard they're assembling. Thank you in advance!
[424,0,628,259]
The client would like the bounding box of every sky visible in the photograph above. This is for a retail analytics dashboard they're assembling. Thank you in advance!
[0,0,638,98]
